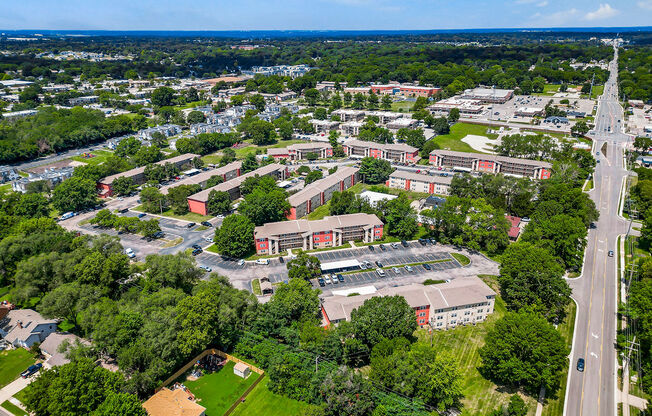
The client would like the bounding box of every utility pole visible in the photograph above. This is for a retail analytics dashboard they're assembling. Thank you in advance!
[589,73,595,100]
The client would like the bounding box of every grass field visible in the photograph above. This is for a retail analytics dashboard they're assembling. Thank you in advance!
[185,361,260,416]
[70,149,114,166]
[590,85,604,99]
[391,101,414,112]
[0,400,27,416]
[132,205,213,222]
[230,378,317,416]
[306,203,331,220]
[431,123,498,153]
[0,349,35,389]
[451,252,471,266]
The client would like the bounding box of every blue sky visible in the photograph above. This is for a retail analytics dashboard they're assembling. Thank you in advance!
[2,0,651,30]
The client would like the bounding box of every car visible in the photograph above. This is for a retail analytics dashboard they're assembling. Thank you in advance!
[379,244,386,251]
[429,238,437,244]
[418,239,427,246]
[256,259,270,265]
[137,213,146,218]
[237,259,245,266]
[376,268,386,277]
[608,250,614,257]
[187,222,196,228]
[125,248,136,259]
[360,262,367,270]
[204,236,213,243]
[375,260,383,268]
[191,244,202,250]
[201,221,212,227]
[368,245,375,251]
[324,275,332,284]
[596,151,600,156]
[279,256,285,263]
[21,363,42,378]
[596,160,600,163]
[364,261,372,269]
[337,274,344,283]
[577,358,585,372]
[118,208,129,214]
[215,214,225,220]
[331,274,339,284]
[191,248,202,256]
[393,267,401,274]
[390,242,399,249]
[153,231,165,239]
[318,278,326,287]
[199,265,212,272]
[423,263,432,270]
[404,265,414,272]
[401,240,409,248]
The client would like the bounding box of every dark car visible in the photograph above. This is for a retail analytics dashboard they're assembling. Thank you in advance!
[191,244,202,250]
[368,245,375,251]
[118,208,129,214]
[375,260,384,268]
[418,239,427,246]
[318,278,326,287]
[337,274,344,283]
[379,244,386,251]
[187,222,196,228]
[192,248,203,256]
[423,263,432,270]
[21,363,42,378]
[429,238,437,245]
[137,213,146,218]
[608,250,614,257]
[152,231,164,238]
[577,358,585,372]
[279,256,285,263]
[401,240,409,248]
[201,221,212,227]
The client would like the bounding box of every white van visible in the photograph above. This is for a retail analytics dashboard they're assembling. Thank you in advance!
[376,268,386,277]
[256,259,270,265]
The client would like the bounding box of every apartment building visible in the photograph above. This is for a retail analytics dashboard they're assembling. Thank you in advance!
[160,161,242,195]
[366,84,442,98]
[365,111,403,124]
[97,153,199,197]
[340,121,364,137]
[428,97,483,115]
[461,87,514,104]
[387,170,453,195]
[287,166,359,219]
[386,118,419,132]
[343,139,420,164]
[267,143,333,161]
[311,119,340,133]
[429,150,552,179]
[331,109,366,122]
[321,277,496,329]
[254,213,383,255]
[187,164,288,215]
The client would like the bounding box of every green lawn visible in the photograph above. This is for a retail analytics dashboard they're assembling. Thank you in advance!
[185,361,260,416]
[70,149,114,166]
[431,123,498,153]
[590,85,604,99]
[451,252,471,266]
[0,400,27,416]
[132,205,213,222]
[230,378,317,416]
[306,203,331,220]
[0,349,36,389]
[391,101,414,112]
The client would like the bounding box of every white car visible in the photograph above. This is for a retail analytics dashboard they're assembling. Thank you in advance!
[125,248,136,259]
[404,265,414,273]
[324,275,332,284]
[237,259,245,266]
[199,265,212,272]
[393,267,401,274]
[256,259,270,265]
[204,236,214,243]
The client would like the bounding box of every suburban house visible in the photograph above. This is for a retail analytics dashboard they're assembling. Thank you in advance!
[387,170,453,195]
[343,139,420,164]
[143,387,206,416]
[97,153,200,197]
[254,213,383,255]
[429,150,552,179]
[0,309,57,349]
[40,332,88,368]
[187,164,288,215]
[267,143,333,161]
[321,277,496,329]
[287,166,359,219]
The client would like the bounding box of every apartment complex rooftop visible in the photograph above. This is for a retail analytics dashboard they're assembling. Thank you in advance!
[343,138,418,153]
[430,149,552,168]
[160,161,242,194]
[288,166,358,207]
[389,169,453,185]
[98,153,200,186]
[254,213,382,240]
[188,163,285,203]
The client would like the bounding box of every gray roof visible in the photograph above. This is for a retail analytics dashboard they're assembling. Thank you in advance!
[188,163,285,203]
[1,309,57,344]
[322,277,495,322]
[343,139,418,153]
[429,149,552,168]
[288,166,358,207]
[40,332,88,367]
[254,213,382,240]
[389,169,453,185]
[98,153,200,185]
[160,161,242,195]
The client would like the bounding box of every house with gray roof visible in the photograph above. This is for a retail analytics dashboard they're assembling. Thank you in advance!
[0,309,57,349]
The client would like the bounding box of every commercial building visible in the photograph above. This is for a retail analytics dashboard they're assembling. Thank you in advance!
[267,142,333,161]
[368,84,442,97]
[287,166,359,219]
[386,118,419,132]
[429,97,483,115]
[254,213,383,255]
[387,170,453,195]
[187,164,288,215]
[429,150,552,179]
[160,161,242,195]
[321,277,496,329]
[514,107,545,117]
[97,153,199,197]
[343,139,420,164]
[461,87,514,104]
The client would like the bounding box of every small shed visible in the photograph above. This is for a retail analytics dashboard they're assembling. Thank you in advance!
[233,362,251,379]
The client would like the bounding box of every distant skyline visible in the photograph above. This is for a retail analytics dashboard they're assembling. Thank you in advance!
[2,1,652,31]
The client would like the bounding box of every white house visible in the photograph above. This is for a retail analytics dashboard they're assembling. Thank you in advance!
[0,309,57,349]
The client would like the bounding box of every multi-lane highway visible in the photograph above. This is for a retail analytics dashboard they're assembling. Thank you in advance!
[565,45,631,416]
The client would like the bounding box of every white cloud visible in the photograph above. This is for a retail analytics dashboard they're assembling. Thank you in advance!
[638,0,652,10]
[538,1,549,6]
[584,3,619,20]
[516,0,548,7]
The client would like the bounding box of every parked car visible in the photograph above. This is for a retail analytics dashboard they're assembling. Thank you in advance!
[390,243,399,249]
[418,239,427,246]
[201,221,212,227]
[376,268,386,277]
[318,278,325,287]
[256,259,270,265]
[404,265,414,272]
[423,263,432,270]
[21,363,42,378]
[379,244,386,251]
[199,265,212,272]
[324,275,332,284]
[204,236,213,243]
[429,238,437,244]
[279,256,285,263]
[393,267,401,274]
[401,240,409,247]
[153,231,165,239]
[137,213,147,218]
[337,274,344,283]
[187,222,196,228]
[237,259,245,266]
[577,358,585,372]
[375,260,383,268]
[331,274,338,284]
[368,245,375,251]
[118,208,129,214]
[125,248,136,258]
[191,244,202,250]
[364,261,372,269]
[360,262,367,270]
[191,248,202,256]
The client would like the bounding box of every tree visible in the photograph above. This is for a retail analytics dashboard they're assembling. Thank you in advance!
[265,278,321,327]
[207,190,231,215]
[111,176,135,196]
[138,219,161,238]
[151,86,175,107]
[359,157,392,184]
[479,310,569,393]
[92,391,147,416]
[52,177,97,213]
[12,193,50,218]
[240,119,277,145]
[249,94,266,112]
[206,175,225,188]
[634,137,652,153]
[320,367,376,416]
[431,117,450,135]
[140,186,167,214]
[214,214,255,258]
[305,169,323,184]
[367,92,379,110]
[304,88,320,106]
[521,214,587,271]
[132,145,163,166]
[114,137,141,157]
[220,148,236,166]
[499,242,570,321]
[571,120,590,137]
[277,120,294,140]
[350,296,417,348]
[166,184,200,215]
[143,252,202,293]
[379,194,418,239]
[313,107,327,120]
[381,94,392,110]
[242,153,259,173]
[396,128,426,149]
[448,107,460,123]
[239,187,290,226]
[186,110,205,124]
[286,250,321,280]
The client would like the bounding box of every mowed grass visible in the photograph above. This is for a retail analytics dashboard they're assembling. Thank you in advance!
[0,400,27,416]
[391,101,414,112]
[0,349,35,388]
[431,123,498,153]
[132,205,213,223]
[70,149,114,166]
[185,361,260,416]
[230,378,317,416]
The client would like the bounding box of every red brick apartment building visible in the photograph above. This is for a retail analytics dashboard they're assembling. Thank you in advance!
[267,142,333,161]
[387,170,453,195]
[254,213,383,255]
[96,153,199,197]
[321,277,496,329]
[342,139,419,164]
[287,166,359,219]
[429,150,552,180]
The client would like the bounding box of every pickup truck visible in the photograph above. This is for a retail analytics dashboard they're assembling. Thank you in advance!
[21,363,42,378]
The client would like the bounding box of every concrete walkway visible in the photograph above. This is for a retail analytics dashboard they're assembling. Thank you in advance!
[0,376,32,406]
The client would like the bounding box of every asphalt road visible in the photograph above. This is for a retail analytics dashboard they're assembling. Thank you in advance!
[565,45,631,416]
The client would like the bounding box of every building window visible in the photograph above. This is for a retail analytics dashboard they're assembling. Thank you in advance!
[419,312,426,317]
[451,313,457,317]
[419,319,425,324]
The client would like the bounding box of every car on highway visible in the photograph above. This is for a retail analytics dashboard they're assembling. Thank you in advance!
[608,250,614,257]
[423,263,432,270]
[577,358,585,372]
[21,363,42,378]
[201,221,212,227]
[187,222,196,228]
[255,259,270,265]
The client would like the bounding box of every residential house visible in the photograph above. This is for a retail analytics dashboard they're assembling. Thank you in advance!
[0,309,57,349]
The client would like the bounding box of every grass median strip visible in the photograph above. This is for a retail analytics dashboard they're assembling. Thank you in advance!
[451,252,471,266]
